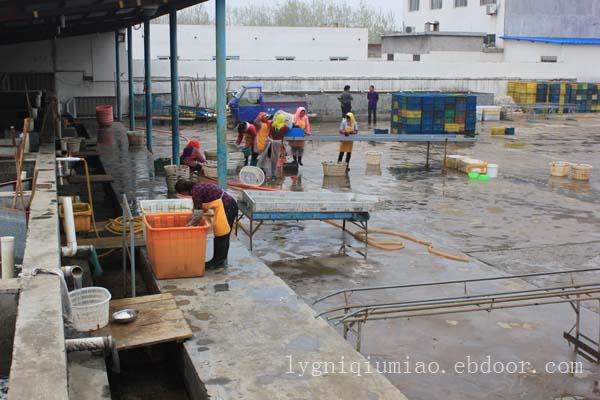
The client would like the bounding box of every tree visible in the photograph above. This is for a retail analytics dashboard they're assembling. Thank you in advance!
[153,0,397,42]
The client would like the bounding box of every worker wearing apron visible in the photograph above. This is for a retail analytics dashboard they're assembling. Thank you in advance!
[175,181,238,270]
[338,112,358,171]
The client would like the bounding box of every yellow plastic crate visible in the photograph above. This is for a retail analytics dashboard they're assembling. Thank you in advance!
[491,126,506,135]
[445,123,461,132]
[392,115,399,122]
[391,127,399,134]
[406,111,422,118]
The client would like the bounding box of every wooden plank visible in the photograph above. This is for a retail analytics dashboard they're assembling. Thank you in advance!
[67,174,113,183]
[78,235,145,249]
[95,293,192,351]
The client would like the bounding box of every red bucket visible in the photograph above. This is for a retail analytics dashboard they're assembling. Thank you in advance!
[95,105,114,127]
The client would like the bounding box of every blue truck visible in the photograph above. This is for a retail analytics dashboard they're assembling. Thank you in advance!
[228,83,309,125]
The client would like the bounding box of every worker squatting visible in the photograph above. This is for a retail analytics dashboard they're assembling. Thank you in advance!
[286,355,583,377]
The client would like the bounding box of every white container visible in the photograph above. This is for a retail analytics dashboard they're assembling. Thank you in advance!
[239,166,265,186]
[487,163,499,178]
[69,287,111,332]
[139,199,193,214]
[365,151,383,166]
[1,236,15,279]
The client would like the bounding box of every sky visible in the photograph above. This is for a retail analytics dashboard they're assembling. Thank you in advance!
[203,0,403,23]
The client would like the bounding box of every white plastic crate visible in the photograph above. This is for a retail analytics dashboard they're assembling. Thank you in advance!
[138,199,194,214]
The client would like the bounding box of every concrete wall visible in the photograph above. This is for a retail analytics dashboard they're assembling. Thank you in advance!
[0,32,127,113]
[132,25,369,61]
[382,33,485,54]
[503,41,600,68]
[402,0,506,46]
[504,0,600,38]
[0,281,19,376]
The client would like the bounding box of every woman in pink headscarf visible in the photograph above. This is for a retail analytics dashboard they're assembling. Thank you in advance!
[290,107,311,165]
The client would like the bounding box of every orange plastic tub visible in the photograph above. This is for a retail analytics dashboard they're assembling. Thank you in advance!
[143,212,209,279]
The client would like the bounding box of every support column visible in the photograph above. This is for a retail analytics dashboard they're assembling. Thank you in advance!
[169,7,180,164]
[144,19,153,151]
[127,26,135,129]
[114,31,122,121]
[215,0,227,187]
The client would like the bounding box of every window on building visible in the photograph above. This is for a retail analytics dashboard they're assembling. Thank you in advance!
[541,56,558,63]
[431,0,442,9]
[413,54,421,61]
[387,53,395,61]
[480,0,496,4]
[329,56,349,61]
[409,0,420,11]
[455,0,468,7]
[275,56,296,61]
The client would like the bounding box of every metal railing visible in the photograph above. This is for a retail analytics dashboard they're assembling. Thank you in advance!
[314,268,600,359]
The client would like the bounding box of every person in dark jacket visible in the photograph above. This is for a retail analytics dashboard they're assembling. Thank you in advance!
[367,85,379,129]
[338,85,353,118]
[180,139,206,173]
[175,180,238,270]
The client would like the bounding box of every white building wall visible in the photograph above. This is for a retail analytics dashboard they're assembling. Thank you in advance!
[131,25,369,61]
[0,32,127,113]
[402,0,506,46]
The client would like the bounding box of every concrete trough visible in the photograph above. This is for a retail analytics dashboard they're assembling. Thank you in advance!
[241,190,380,213]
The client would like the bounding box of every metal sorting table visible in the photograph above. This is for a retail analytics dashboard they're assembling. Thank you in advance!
[236,190,379,258]
[286,133,477,170]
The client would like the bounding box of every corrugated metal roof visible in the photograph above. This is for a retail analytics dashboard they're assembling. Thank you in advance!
[502,36,600,45]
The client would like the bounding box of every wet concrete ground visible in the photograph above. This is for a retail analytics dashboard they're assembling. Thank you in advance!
[97,115,600,400]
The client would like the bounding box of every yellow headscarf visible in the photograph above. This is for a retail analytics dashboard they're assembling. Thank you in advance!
[344,112,356,133]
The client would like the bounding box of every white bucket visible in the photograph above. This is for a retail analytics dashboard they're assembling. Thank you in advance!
[487,163,499,178]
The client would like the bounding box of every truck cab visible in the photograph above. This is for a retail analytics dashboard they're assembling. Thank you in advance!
[228,83,309,126]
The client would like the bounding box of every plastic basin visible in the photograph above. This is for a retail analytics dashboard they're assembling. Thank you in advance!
[468,171,480,179]
[144,212,209,279]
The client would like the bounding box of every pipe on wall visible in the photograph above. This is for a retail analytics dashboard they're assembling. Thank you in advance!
[1,236,15,279]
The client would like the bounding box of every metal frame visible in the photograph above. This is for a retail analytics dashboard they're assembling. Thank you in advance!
[120,194,136,297]
[235,201,369,258]
[314,268,600,358]
[288,134,467,172]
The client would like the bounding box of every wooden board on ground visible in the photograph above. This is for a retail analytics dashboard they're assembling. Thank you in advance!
[78,235,145,249]
[67,174,113,184]
[94,293,192,351]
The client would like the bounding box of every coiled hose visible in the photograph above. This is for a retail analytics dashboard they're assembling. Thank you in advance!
[324,220,470,263]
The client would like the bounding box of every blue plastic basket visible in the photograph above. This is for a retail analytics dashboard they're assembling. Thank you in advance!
[374,128,389,134]
[285,127,305,138]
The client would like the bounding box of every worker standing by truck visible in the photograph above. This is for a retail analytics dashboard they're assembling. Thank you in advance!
[338,85,353,118]
[367,85,379,129]
[236,122,258,166]
[175,180,238,270]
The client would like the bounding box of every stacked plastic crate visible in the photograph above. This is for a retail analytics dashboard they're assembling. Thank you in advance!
[390,92,476,135]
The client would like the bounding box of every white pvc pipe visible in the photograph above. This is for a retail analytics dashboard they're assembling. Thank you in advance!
[61,197,78,257]
[1,236,15,279]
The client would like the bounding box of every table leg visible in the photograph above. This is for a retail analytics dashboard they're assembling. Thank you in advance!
[425,142,431,170]
[342,219,346,232]
[364,220,368,259]
[249,218,253,251]
[442,138,448,175]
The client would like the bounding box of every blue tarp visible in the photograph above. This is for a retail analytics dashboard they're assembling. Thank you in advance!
[502,36,600,45]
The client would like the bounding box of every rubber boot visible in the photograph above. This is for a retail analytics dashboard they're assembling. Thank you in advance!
[338,152,344,163]
[298,156,303,166]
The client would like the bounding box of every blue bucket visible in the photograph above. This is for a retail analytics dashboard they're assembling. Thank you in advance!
[285,127,305,138]
[505,127,515,135]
